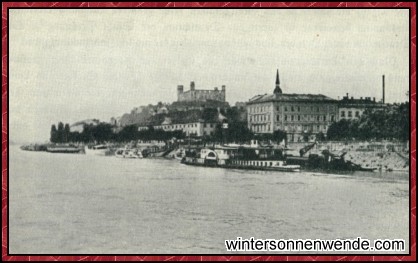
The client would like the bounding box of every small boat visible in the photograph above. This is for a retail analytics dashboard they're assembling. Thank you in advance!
[47,145,81,154]
[174,149,186,160]
[21,144,48,152]
[85,144,112,156]
[115,148,143,159]
[359,167,378,172]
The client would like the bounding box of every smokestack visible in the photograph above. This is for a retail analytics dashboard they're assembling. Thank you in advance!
[382,75,385,104]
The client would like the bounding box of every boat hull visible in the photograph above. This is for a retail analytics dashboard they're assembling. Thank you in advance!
[85,147,111,156]
[181,157,300,172]
[46,147,81,154]
[115,149,143,159]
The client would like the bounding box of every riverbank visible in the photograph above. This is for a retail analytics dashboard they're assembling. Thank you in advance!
[19,140,410,173]
[286,141,409,172]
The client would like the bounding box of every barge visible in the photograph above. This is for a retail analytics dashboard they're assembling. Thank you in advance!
[46,144,82,153]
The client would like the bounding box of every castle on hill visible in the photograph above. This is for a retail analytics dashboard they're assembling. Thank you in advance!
[177,81,226,102]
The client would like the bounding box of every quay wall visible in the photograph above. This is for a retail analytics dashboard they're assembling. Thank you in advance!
[288,141,409,171]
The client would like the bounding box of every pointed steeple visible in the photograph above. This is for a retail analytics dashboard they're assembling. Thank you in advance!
[276,69,280,85]
[274,68,282,94]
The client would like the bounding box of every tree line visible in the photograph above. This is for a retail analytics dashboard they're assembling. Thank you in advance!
[50,122,187,144]
[50,121,288,144]
[326,102,409,141]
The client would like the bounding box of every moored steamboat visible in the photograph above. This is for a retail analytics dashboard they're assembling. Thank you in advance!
[181,140,301,172]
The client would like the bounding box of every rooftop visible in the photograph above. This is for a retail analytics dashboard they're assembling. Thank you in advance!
[247,93,336,104]
[338,96,382,106]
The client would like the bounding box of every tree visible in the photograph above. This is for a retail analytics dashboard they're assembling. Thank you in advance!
[302,131,312,142]
[92,123,113,143]
[327,103,409,141]
[272,129,287,143]
[211,121,253,143]
[316,131,326,141]
[117,125,138,142]
[64,123,70,142]
[327,119,351,140]
[50,124,58,143]
[227,122,253,143]
[57,122,64,143]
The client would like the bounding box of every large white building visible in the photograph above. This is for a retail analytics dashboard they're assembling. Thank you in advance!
[246,70,338,142]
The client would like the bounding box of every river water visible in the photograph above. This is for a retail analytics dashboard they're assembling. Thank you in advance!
[9,146,409,254]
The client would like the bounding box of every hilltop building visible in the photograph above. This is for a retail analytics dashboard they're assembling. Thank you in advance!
[171,81,229,111]
[137,108,226,137]
[70,119,100,133]
[246,69,338,142]
[177,81,226,102]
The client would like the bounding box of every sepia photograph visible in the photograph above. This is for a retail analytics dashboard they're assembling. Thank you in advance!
[6,5,412,257]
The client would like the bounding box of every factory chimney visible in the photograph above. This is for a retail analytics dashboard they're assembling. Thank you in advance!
[382,75,385,104]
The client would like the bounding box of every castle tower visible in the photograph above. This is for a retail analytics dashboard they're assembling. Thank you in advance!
[274,69,282,94]
[177,85,184,100]
[221,85,226,101]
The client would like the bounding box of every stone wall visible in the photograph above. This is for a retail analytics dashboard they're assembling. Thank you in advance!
[177,82,226,102]
[178,89,226,102]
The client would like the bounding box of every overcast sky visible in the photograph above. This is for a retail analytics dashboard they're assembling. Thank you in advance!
[9,9,409,143]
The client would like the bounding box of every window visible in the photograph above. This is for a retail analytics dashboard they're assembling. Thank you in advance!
[285,115,288,121]
[276,106,280,112]
[284,106,288,112]
[291,115,294,121]
[276,115,280,121]
[341,111,345,117]
[331,115,335,121]
[316,107,319,112]
[317,116,320,121]
[298,115,301,121]
[355,111,360,117]
[324,115,326,121]
[297,106,301,112]
[348,111,352,118]
[291,106,295,112]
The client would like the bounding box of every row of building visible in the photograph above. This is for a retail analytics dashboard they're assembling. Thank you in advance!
[73,69,387,142]
[246,70,386,142]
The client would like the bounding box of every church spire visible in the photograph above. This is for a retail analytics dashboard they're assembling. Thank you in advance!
[276,69,280,85]
[274,68,282,94]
